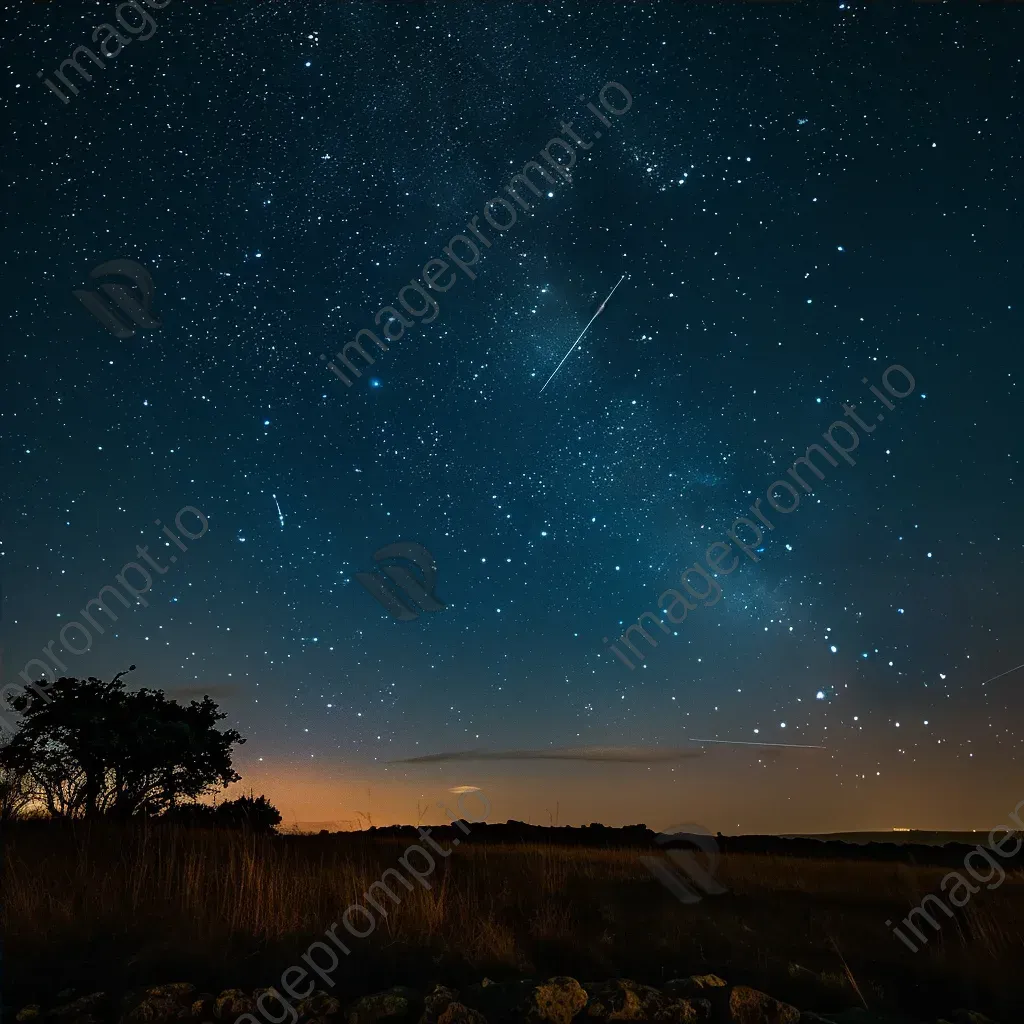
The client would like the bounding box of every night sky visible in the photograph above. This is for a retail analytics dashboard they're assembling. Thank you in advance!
[3,0,1022,833]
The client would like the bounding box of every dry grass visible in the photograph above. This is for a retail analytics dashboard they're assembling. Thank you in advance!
[4,822,1022,1019]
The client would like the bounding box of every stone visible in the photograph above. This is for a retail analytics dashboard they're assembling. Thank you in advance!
[528,978,587,1024]
[191,995,216,1020]
[653,999,712,1023]
[662,977,729,999]
[52,993,111,1024]
[420,985,460,1024]
[298,991,343,1019]
[436,1006,487,1024]
[213,991,256,1022]
[727,986,801,1024]
[347,987,422,1024]
[459,980,535,1022]
[146,987,196,1002]
[583,979,666,1020]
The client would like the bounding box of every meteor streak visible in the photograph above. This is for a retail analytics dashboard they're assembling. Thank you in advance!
[539,273,627,393]
[979,662,1024,687]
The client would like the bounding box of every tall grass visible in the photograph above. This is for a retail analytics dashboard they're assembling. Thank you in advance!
[4,822,1022,1019]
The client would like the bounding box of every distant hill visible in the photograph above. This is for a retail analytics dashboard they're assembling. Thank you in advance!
[783,830,1000,847]
[283,819,1024,869]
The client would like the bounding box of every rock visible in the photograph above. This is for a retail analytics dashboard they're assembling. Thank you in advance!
[663,977,729,999]
[347,987,423,1024]
[420,985,460,1024]
[460,980,535,1022]
[123,985,196,1024]
[298,991,344,1019]
[461,978,586,1024]
[147,987,196,1003]
[653,1000,712,1023]
[529,978,587,1024]
[437,1006,487,1024]
[213,991,256,1022]
[52,993,111,1024]
[727,986,800,1024]
[191,995,216,1020]
[16,1008,42,1023]
[583,979,666,1020]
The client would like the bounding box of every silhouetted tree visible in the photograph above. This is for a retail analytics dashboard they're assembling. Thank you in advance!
[161,794,282,833]
[1,669,244,819]
[215,794,282,832]
[0,736,32,823]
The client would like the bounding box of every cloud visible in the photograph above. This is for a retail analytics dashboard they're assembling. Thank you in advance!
[391,745,712,765]
[449,785,481,794]
[391,741,825,766]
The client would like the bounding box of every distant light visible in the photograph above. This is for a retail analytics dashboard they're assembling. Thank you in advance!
[816,691,825,700]
[264,420,270,426]
[370,378,382,388]
[830,645,837,653]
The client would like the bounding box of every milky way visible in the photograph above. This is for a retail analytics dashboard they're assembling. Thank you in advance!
[2,0,1022,831]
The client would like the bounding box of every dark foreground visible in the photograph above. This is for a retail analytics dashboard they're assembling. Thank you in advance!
[12,975,998,1024]
[4,823,1020,1023]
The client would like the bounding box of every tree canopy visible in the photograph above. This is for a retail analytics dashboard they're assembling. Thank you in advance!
[1,668,246,820]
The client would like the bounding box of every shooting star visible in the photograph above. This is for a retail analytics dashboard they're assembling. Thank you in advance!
[689,738,826,750]
[539,273,628,393]
[272,494,284,529]
[979,662,1024,687]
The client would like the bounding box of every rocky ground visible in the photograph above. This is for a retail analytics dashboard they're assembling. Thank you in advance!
[12,976,1000,1024]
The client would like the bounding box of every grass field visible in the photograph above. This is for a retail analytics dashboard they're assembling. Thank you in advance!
[4,821,1021,1020]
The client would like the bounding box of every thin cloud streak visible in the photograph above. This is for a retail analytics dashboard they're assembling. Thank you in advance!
[390,741,824,766]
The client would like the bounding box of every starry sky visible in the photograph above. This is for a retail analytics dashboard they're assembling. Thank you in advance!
[2,0,1022,833]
